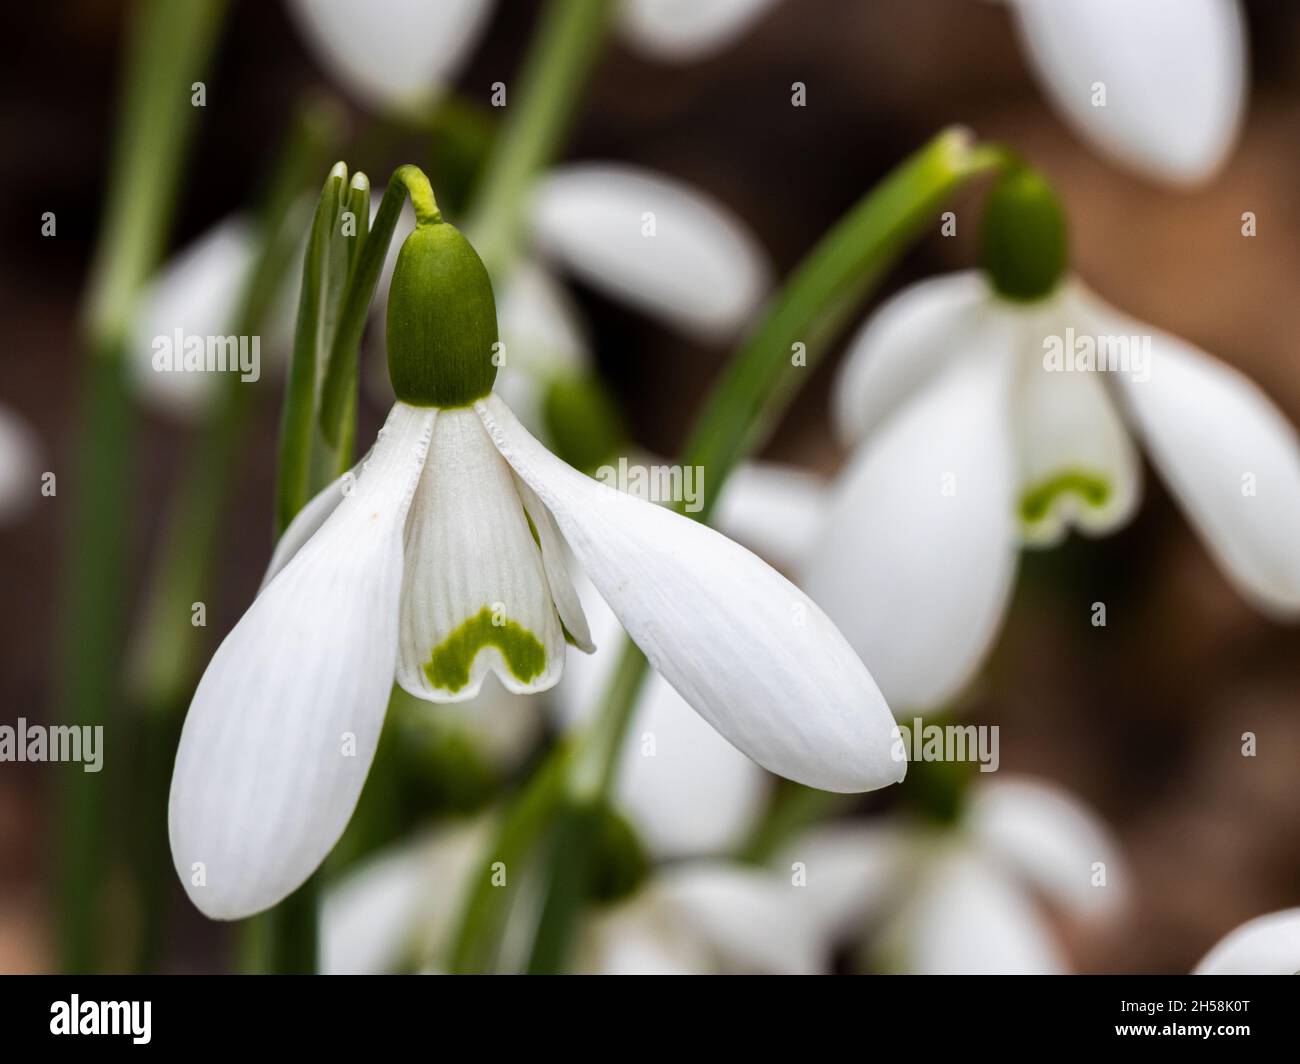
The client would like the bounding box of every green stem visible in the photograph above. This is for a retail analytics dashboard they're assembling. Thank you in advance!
[465,0,613,280]
[122,105,333,973]
[56,0,227,974]
[457,127,1009,972]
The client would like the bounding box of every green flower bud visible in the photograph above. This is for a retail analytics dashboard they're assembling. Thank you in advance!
[387,221,499,407]
[541,372,627,474]
[979,166,1068,303]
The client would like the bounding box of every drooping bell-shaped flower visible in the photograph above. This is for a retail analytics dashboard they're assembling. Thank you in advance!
[169,202,902,920]
[806,168,1300,711]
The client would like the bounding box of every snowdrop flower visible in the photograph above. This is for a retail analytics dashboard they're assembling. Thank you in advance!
[286,0,493,115]
[0,404,41,524]
[574,862,825,974]
[781,776,1126,974]
[170,203,901,919]
[128,215,298,419]
[806,169,1300,711]
[289,0,776,116]
[618,0,781,61]
[1194,908,1300,975]
[996,0,1246,185]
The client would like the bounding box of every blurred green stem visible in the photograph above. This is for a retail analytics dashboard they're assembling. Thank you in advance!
[56,0,227,974]
[123,104,334,973]
[465,0,613,280]
[458,127,1011,973]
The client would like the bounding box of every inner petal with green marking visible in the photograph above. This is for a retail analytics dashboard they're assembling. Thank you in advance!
[422,605,549,694]
[1019,468,1112,527]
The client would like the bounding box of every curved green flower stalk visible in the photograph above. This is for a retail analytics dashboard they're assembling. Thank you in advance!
[450,127,1012,974]
[56,0,227,974]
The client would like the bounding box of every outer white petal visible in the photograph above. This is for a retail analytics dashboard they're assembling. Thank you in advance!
[512,475,594,652]
[556,574,768,858]
[833,271,990,446]
[577,863,825,975]
[1111,326,1300,617]
[397,407,566,702]
[803,318,1020,712]
[320,816,493,975]
[0,404,41,523]
[1194,908,1300,975]
[530,163,770,340]
[883,845,1068,974]
[775,823,916,944]
[711,460,830,570]
[129,216,256,419]
[618,0,780,61]
[1014,289,1142,546]
[965,776,1126,920]
[286,0,493,114]
[168,402,434,919]
[1008,0,1246,185]
[478,394,903,793]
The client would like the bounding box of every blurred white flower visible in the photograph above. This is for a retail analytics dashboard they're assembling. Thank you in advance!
[289,0,777,114]
[128,215,299,420]
[574,862,824,974]
[806,270,1300,711]
[170,396,900,919]
[0,404,41,524]
[999,0,1246,185]
[1193,908,1300,975]
[285,0,493,115]
[780,775,1127,974]
[618,0,780,61]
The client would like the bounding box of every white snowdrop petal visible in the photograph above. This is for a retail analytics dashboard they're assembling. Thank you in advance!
[530,163,770,340]
[886,846,1068,974]
[803,318,1020,712]
[1194,908,1300,975]
[168,402,435,919]
[1014,292,1143,546]
[397,407,566,702]
[711,460,830,569]
[966,775,1126,919]
[286,0,493,114]
[1008,0,1246,185]
[833,271,990,446]
[554,574,768,859]
[477,393,902,793]
[512,474,594,652]
[261,470,353,590]
[618,0,780,61]
[129,216,256,418]
[1112,326,1300,617]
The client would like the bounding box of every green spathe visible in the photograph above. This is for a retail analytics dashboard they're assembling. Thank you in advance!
[1019,468,1110,525]
[979,166,1068,303]
[424,606,547,692]
[387,222,499,407]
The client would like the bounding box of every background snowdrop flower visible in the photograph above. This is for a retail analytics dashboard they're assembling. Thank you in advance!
[1193,908,1300,975]
[529,163,770,342]
[0,404,41,524]
[780,776,1126,974]
[574,862,825,974]
[170,210,901,920]
[618,0,781,61]
[806,170,1300,711]
[286,0,493,115]
[128,214,299,419]
[997,0,1247,185]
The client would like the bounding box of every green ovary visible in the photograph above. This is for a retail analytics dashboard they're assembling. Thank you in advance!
[1019,469,1111,525]
[423,606,548,693]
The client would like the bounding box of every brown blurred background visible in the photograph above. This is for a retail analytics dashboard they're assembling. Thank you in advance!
[1,0,1298,972]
